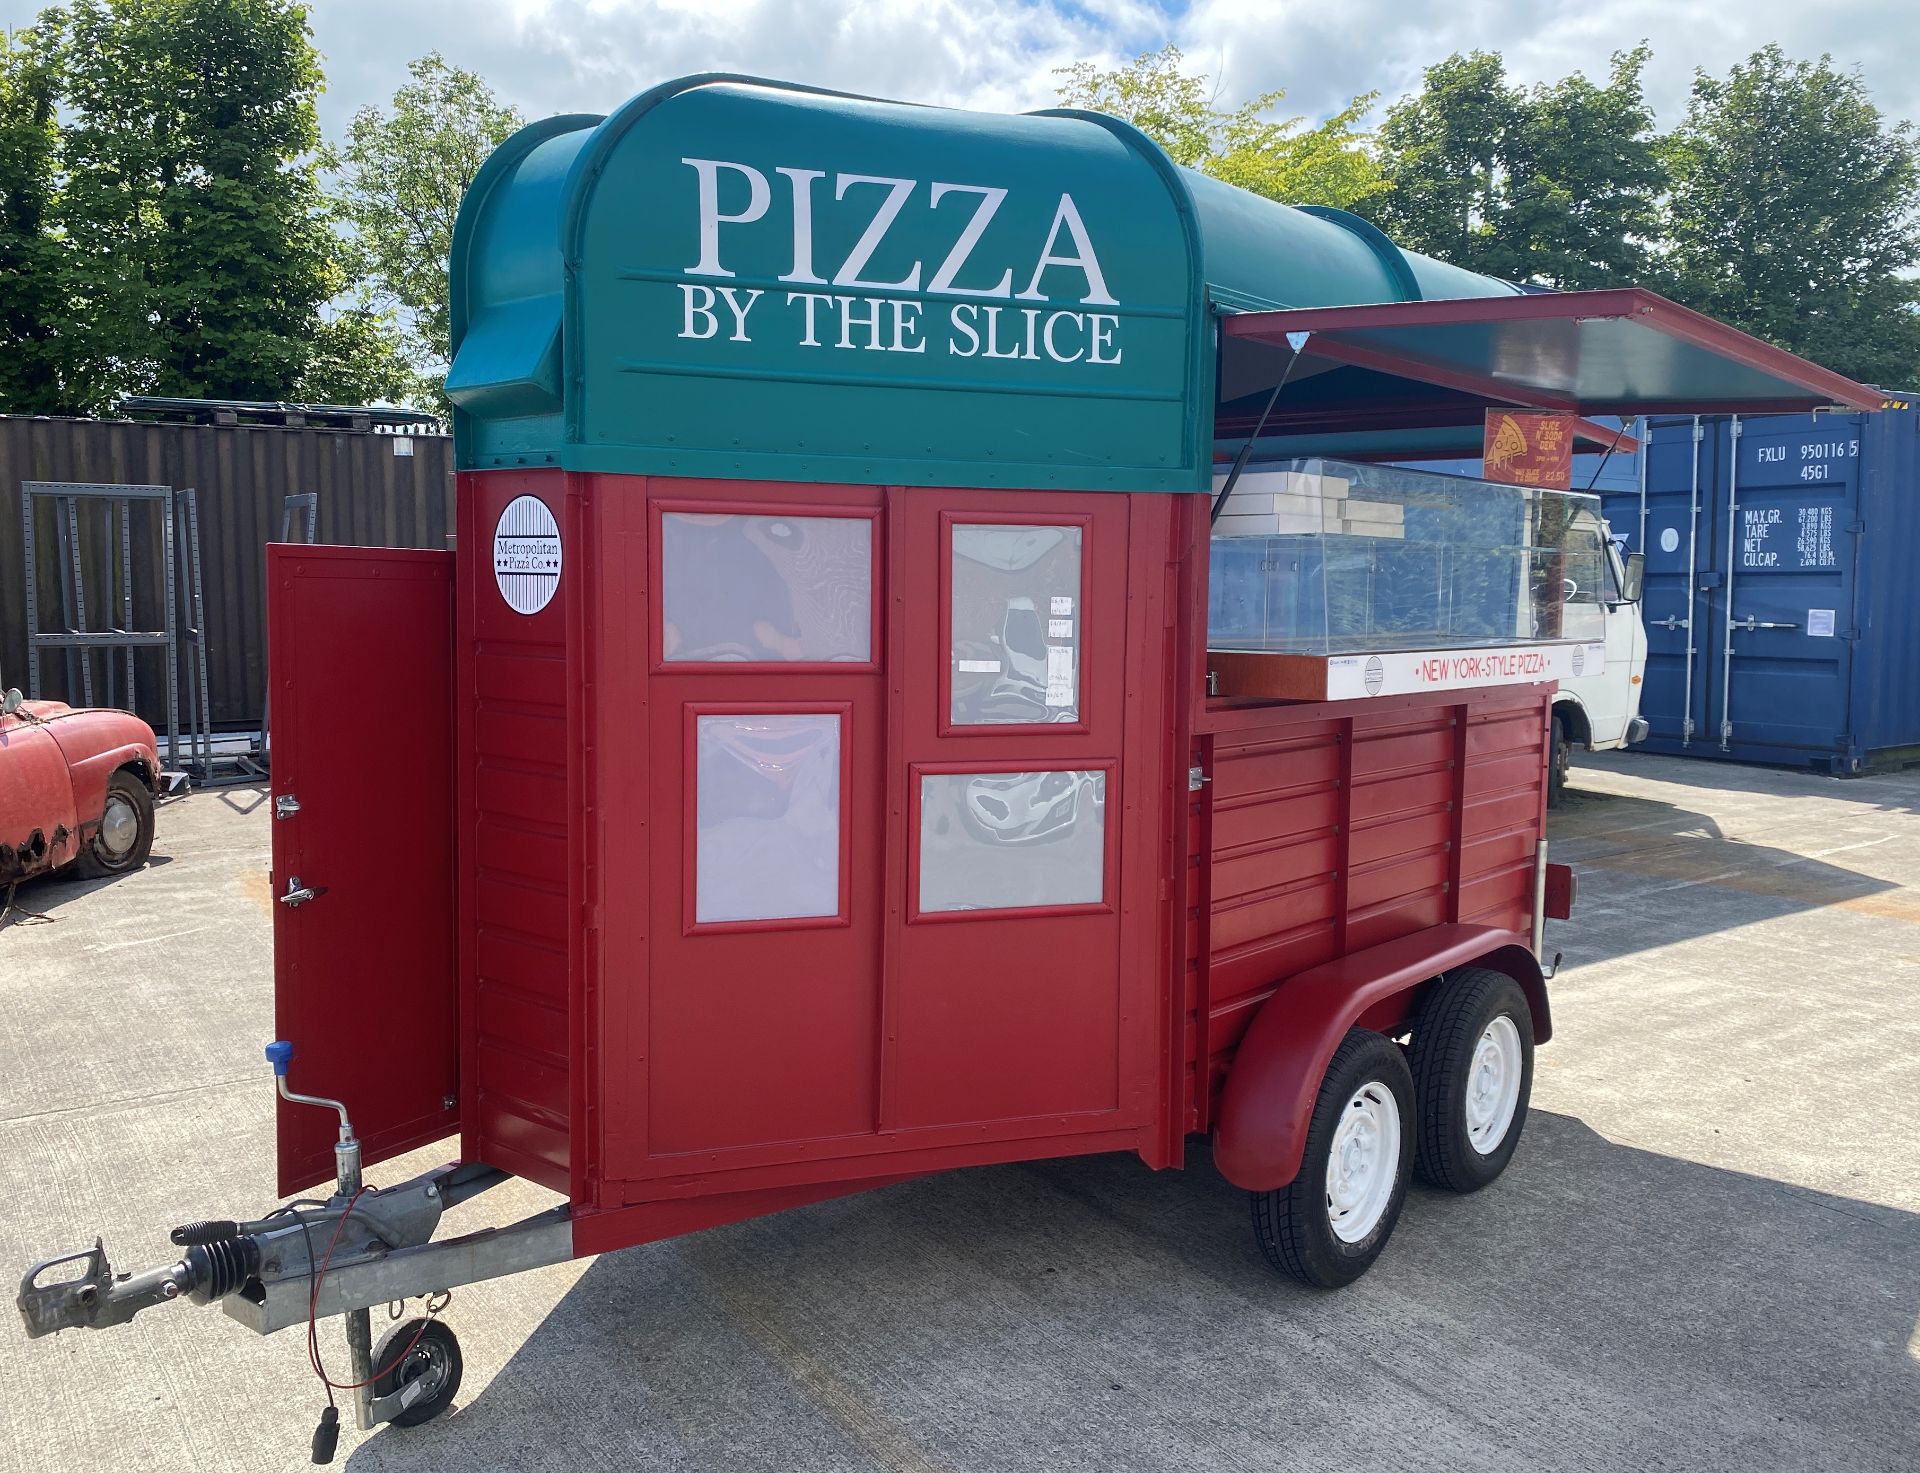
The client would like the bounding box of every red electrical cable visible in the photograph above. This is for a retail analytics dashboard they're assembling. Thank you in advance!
[305,1188,438,1394]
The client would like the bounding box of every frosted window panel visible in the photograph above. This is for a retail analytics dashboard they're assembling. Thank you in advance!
[664,513,871,662]
[696,714,842,923]
[918,771,1105,913]
[950,524,1082,725]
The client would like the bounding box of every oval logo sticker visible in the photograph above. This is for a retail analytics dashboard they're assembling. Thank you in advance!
[493,495,561,615]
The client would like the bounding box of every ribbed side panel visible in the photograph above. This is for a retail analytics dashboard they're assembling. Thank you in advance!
[1205,718,1341,1062]
[1182,779,1205,1132]
[1855,406,1920,757]
[470,649,572,1188]
[1458,700,1549,925]
[460,471,574,1196]
[1345,708,1455,950]
[1191,688,1546,1116]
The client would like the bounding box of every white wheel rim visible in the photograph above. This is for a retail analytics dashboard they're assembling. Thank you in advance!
[1465,1015,1524,1155]
[97,792,140,860]
[1324,1080,1402,1243]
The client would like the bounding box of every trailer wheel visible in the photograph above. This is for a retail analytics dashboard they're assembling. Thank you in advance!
[1407,967,1535,1192]
[1547,715,1570,809]
[1249,1029,1414,1289]
[373,1318,463,1427]
[69,769,155,879]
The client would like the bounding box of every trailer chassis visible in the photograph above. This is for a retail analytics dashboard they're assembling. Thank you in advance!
[15,1044,569,1461]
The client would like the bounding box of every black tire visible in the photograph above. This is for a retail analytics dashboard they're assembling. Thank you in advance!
[1547,715,1570,809]
[68,768,155,880]
[1406,967,1535,1193]
[1250,1029,1414,1289]
[372,1318,463,1427]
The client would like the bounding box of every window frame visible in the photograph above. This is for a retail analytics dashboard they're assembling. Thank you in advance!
[682,701,856,936]
[652,500,882,673]
[938,510,1094,738]
[906,758,1117,924]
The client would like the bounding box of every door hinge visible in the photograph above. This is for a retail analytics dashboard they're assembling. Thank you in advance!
[1188,765,1210,792]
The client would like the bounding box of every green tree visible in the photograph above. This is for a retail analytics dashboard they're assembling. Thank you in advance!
[41,0,409,407]
[299,304,425,405]
[332,53,524,392]
[1055,46,1386,210]
[1368,47,1663,288]
[1365,51,1517,273]
[1662,46,1920,386]
[0,25,75,412]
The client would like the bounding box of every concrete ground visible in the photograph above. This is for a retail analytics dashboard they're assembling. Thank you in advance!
[0,753,1915,1472]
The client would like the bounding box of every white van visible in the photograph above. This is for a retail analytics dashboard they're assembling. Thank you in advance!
[1550,508,1649,805]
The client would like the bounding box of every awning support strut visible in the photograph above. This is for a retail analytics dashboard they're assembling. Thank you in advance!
[1211,331,1310,526]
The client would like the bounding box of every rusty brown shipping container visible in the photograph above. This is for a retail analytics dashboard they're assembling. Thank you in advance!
[1,414,453,731]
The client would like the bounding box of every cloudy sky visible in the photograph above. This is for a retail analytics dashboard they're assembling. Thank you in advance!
[4,0,1914,143]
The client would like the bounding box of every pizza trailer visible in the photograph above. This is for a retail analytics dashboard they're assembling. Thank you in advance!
[16,76,1877,1456]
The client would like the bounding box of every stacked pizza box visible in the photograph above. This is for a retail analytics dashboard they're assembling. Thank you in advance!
[1210,467,1407,540]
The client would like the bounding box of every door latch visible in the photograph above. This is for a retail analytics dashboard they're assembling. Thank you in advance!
[273,794,301,821]
[1733,615,1799,632]
[279,875,319,908]
[1188,766,1210,792]
[1655,615,1690,631]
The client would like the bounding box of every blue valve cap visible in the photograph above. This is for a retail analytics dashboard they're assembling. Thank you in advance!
[265,1040,294,1077]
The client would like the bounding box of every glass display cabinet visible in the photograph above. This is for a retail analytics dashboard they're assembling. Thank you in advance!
[1207,458,1613,700]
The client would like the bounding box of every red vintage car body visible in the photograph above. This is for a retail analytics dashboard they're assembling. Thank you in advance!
[0,701,160,883]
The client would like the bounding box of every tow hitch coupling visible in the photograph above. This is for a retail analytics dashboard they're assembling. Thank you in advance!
[18,1231,258,1337]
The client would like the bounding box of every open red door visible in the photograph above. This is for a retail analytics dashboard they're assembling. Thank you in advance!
[267,544,458,1195]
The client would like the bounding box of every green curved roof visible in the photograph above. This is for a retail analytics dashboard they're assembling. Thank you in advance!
[449,74,1518,492]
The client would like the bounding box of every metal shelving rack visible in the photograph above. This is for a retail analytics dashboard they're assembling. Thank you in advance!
[20,481,189,768]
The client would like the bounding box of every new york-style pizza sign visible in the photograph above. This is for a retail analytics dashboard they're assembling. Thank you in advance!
[674,158,1127,366]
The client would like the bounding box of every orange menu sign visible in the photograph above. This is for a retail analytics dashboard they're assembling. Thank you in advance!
[1483,410,1575,488]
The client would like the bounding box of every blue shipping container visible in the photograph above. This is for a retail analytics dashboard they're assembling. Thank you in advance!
[1598,404,1920,772]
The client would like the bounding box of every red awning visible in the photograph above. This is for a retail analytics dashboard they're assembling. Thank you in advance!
[1219,288,1883,432]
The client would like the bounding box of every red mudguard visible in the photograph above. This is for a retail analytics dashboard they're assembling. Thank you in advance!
[1212,923,1548,1192]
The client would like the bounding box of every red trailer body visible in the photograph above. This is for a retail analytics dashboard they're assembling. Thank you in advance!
[260,74,1876,1273]
[268,471,1554,1237]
